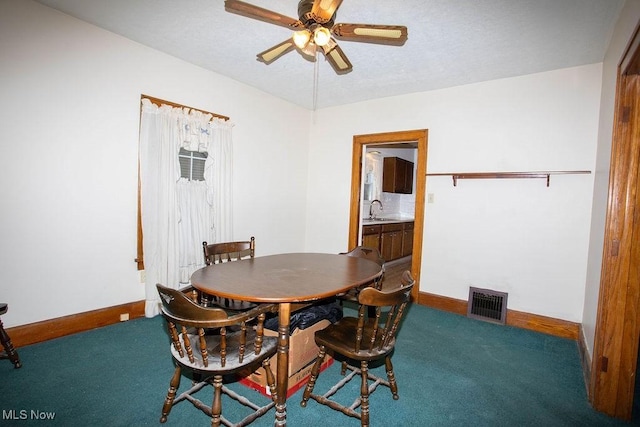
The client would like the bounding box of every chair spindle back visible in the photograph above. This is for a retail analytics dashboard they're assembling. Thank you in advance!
[157,284,274,369]
[203,237,255,266]
[355,270,414,354]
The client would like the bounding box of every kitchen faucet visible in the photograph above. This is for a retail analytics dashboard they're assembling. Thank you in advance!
[369,199,383,219]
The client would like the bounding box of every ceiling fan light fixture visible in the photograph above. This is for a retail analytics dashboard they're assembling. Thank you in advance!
[300,42,317,60]
[313,26,331,47]
[293,30,311,48]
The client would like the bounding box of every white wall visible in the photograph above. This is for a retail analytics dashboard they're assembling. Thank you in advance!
[0,0,310,327]
[582,0,640,357]
[306,64,603,322]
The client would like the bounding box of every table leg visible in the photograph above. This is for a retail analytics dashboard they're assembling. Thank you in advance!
[275,302,290,426]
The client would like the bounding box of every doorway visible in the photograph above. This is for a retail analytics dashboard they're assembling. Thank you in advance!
[348,129,428,301]
[590,23,640,420]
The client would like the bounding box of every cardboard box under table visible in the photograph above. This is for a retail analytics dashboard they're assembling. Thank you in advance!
[240,319,334,398]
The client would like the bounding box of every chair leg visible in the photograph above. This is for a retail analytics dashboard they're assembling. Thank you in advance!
[384,356,399,400]
[300,346,326,407]
[360,361,370,427]
[211,375,223,427]
[160,365,181,423]
[0,317,21,369]
[262,359,279,403]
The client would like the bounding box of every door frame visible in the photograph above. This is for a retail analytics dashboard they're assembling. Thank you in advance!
[348,129,428,301]
[590,22,640,420]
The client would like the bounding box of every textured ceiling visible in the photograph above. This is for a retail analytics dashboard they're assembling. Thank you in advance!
[34,0,624,110]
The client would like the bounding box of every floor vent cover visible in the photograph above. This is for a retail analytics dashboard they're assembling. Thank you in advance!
[467,287,508,325]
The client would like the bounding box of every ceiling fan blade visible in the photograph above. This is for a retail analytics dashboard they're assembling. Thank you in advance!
[332,23,408,46]
[321,42,352,74]
[310,0,343,23]
[257,39,296,64]
[225,0,304,30]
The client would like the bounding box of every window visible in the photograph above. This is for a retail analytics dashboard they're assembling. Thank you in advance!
[178,148,207,181]
[137,95,229,271]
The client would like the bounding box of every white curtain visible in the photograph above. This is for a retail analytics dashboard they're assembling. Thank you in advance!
[209,118,234,243]
[177,179,212,282]
[139,98,234,317]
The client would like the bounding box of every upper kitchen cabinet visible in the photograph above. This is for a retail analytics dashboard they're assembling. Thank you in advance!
[383,157,414,194]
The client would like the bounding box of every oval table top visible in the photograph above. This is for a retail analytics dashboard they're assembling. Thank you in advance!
[190,252,383,303]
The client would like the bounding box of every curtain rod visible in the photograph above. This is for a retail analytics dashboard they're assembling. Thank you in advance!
[141,94,229,121]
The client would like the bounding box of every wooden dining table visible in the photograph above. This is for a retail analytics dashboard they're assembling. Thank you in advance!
[190,252,383,426]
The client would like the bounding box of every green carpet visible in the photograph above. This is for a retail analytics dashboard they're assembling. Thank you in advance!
[0,304,630,426]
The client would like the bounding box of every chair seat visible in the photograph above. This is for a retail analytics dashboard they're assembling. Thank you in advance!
[314,317,395,361]
[171,331,277,373]
[0,303,7,315]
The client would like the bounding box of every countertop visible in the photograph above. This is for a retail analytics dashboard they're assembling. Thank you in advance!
[361,217,414,226]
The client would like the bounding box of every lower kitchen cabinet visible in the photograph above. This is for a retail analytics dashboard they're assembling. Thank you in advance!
[381,223,403,261]
[402,222,414,257]
[361,221,414,262]
[362,225,381,250]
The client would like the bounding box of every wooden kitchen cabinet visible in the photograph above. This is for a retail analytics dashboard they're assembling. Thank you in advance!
[402,222,414,257]
[381,223,404,261]
[362,224,381,249]
[361,221,414,262]
[383,157,414,194]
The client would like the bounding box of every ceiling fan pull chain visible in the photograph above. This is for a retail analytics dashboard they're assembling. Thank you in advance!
[313,50,320,111]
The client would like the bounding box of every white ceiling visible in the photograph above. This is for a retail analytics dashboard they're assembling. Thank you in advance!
[34,0,624,110]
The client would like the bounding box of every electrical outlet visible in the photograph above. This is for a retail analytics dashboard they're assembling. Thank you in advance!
[428,193,435,203]
[139,270,146,284]
[120,313,129,322]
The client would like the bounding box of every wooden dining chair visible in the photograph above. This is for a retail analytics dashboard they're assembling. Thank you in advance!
[0,303,21,368]
[203,237,255,266]
[340,246,385,278]
[300,271,415,427]
[156,284,279,427]
[338,246,385,317]
[198,237,257,311]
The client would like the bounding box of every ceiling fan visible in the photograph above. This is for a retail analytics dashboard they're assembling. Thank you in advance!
[224,0,408,74]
